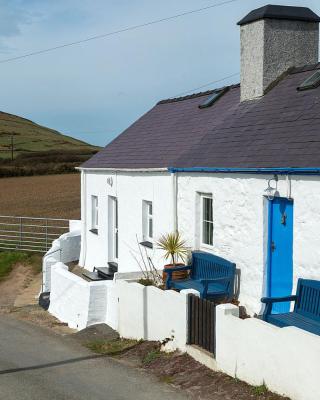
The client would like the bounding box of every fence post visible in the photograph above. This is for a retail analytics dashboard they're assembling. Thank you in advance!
[45,219,48,252]
[19,217,22,249]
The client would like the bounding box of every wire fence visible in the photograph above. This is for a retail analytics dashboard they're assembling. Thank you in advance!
[0,215,69,253]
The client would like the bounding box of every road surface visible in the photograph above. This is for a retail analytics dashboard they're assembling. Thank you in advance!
[0,315,188,400]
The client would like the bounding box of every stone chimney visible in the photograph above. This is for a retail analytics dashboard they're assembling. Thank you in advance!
[238,5,320,101]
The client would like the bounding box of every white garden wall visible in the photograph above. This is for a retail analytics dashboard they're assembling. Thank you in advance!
[49,262,114,330]
[48,263,197,351]
[117,280,198,350]
[42,223,81,292]
[216,304,320,400]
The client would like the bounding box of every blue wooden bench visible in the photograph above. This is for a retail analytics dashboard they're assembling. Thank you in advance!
[261,278,320,336]
[165,251,236,301]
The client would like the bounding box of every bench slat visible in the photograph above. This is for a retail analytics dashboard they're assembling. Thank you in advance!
[263,278,320,336]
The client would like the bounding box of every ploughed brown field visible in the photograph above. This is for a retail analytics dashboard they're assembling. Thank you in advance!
[0,174,80,219]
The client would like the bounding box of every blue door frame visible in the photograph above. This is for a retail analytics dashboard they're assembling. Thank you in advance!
[266,197,294,313]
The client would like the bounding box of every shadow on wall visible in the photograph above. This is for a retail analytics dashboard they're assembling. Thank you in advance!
[234,268,241,301]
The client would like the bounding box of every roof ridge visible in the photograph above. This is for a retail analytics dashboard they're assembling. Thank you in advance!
[289,63,320,75]
[157,83,240,105]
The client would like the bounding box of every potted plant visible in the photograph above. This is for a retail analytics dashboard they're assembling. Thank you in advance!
[157,232,189,282]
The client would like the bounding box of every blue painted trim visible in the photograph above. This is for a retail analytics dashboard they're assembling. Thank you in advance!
[266,199,273,298]
[168,167,320,175]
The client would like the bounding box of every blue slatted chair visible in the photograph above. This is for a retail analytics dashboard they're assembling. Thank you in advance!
[165,251,236,301]
[261,279,320,336]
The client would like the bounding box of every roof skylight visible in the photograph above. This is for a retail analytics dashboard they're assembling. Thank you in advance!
[297,70,320,91]
[199,87,229,109]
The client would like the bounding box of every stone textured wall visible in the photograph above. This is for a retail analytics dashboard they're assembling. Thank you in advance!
[177,173,320,315]
[241,19,319,101]
[240,19,265,101]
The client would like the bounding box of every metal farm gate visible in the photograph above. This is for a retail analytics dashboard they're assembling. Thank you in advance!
[0,215,69,253]
[187,294,216,355]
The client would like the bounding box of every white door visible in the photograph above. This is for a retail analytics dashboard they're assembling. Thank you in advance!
[108,196,118,262]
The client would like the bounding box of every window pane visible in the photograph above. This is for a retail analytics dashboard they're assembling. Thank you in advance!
[203,197,212,222]
[149,218,153,238]
[203,221,213,246]
[92,196,98,228]
[148,203,153,216]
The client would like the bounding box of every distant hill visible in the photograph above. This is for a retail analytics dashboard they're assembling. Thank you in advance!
[0,111,101,177]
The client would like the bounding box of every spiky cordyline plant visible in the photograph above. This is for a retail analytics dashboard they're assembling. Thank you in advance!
[157,232,188,266]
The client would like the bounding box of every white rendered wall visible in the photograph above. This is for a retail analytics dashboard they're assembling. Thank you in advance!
[216,304,320,400]
[79,171,173,272]
[80,170,320,315]
[177,173,320,314]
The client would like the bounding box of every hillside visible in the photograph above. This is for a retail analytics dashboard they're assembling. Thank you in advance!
[0,111,100,177]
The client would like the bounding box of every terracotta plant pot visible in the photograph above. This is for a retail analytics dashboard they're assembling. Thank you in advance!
[162,263,188,284]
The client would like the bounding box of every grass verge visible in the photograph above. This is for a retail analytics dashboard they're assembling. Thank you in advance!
[142,349,162,365]
[0,251,42,281]
[252,384,268,396]
[85,338,139,355]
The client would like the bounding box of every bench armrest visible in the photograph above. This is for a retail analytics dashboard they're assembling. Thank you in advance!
[165,265,191,289]
[261,295,298,321]
[261,295,298,304]
[199,277,233,299]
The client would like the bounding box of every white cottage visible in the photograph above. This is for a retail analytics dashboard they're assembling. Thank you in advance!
[78,5,320,314]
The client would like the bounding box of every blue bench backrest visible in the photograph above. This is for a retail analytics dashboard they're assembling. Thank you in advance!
[294,279,320,321]
[190,251,236,280]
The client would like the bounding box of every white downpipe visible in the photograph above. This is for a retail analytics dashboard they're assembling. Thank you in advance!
[172,173,178,232]
[286,174,292,199]
[79,170,87,266]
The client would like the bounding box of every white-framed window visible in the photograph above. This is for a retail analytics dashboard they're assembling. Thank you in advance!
[91,195,99,231]
[143,200,153,241]
[201,194,213,247]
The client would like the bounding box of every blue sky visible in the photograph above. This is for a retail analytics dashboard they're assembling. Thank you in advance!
[0,0,319,146]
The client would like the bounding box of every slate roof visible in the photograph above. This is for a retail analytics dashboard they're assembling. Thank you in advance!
[237,5,320,26]
[81,63,320,170]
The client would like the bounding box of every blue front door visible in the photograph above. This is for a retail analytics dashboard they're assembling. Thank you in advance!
[267,197,294,313]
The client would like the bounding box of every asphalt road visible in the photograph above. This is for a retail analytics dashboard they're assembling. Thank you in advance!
[0,315,188,400]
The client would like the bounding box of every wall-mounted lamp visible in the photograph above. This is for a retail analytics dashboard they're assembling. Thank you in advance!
[264,174,278,200]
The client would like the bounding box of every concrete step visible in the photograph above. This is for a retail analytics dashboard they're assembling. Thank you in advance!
[82,270,105,281]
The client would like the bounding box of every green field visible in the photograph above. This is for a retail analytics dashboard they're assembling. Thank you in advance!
[0,111,99,157]
[0,111,100,177]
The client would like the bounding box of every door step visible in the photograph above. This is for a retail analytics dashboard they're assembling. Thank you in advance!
[94,266,115,279]
[82,265,118,281]
[107,262,118,273]
[82,270,104,281]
